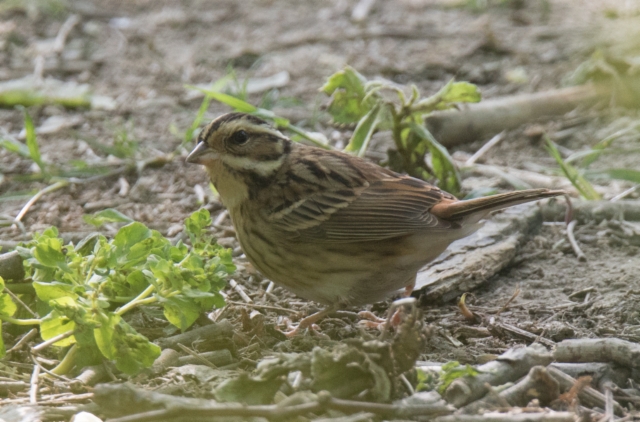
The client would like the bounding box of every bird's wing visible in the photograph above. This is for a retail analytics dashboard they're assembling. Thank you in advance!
[265,152,455,242]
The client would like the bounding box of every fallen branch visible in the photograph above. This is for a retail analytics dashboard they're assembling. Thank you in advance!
[415,203,543,303]
[426,78,640,147]
[460,366,560,414]
[541,200,640,223]
[94,383,454,421]
[546,366,624,416]
[154,320,233,351]
[554,338,640,370]
[443,343,553,407]
[549,363,630,391]
[435,411,576,422]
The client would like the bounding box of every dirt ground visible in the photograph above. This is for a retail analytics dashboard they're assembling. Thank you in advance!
[1,0,640,418]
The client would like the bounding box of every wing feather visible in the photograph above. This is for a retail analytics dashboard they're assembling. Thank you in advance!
[268,176,453,243]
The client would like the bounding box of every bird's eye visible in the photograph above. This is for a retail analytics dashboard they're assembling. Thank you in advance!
[229,130,249,145]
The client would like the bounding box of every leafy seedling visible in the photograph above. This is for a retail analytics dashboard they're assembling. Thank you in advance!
[1,209,234,375]
[323,67,480,195]
[437,361,480,394]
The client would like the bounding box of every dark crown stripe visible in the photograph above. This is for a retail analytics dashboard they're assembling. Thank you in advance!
[204,113,268,142]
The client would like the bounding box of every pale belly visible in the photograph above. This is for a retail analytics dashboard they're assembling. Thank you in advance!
[233,219,462,306]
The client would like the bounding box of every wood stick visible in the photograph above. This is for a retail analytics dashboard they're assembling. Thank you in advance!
[546,366,624,416]
[460,366,560,414]
[425,79,640,147]
[154,320,233,351]
[554,338,640,369]
[443,343,553,407]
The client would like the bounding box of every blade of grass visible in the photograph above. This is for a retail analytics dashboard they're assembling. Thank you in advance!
[545,136,600,200]
[0,137,31,158]
[565,124,640,166]
[187,85,330,149]
[344,103,382,156]
[181,74,235,146]
[411,123,461,195]
[187,87,257,113]
[587,168,640,183]
[23,110,46,175]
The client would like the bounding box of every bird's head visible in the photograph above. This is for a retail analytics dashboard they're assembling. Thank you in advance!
[187,112,291,177]
[187,112,292,208]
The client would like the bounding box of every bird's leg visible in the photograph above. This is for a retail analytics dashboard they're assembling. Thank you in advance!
[360,278,417,330]
[403,280,415,297]
[283,305,340,337]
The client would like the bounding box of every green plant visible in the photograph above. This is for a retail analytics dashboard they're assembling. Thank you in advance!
[546,125,640,200]
[0,209,234,375]
[322,67,480,195]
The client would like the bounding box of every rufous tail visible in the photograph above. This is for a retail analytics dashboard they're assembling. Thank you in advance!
[430,188,564,222]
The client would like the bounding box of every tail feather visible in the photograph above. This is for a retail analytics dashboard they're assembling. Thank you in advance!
[431,189,564,222]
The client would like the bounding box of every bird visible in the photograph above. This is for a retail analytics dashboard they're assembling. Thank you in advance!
[187,112,564,335]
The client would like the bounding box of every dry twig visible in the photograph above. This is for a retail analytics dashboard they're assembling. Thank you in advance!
[95,384,453,422]
[465,131,506,166]
[29,364,40,404]
[566,221,586,262]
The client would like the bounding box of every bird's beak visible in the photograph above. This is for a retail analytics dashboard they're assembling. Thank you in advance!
[186,141,211,164]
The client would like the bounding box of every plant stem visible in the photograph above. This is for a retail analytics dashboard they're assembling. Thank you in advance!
[4,283,36,295]
[50,344,78,375]
[116,284,156,316]
[0,315,41,325]
[14,180,69,224]
[31,329,74,353]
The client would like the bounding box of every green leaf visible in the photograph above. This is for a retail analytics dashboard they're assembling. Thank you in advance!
[33,237,70,272]
[545,137,601,200]
[184,208,212,240]
[344,103,383,157]
[83,209,134,227]
[23,110,46,174]
[161,296,201,331]
[321,66,373,124]
[40,310,76,347]
[416,367,438,392]
[33,281,78,302]
[414,80,481,114]
[75,232,101,256]
[113,222,152,263]
[94,314,160,375]
[93,313,118,359]
[411,123,462,195]
[0,276,17,355]
[438,361,479,394]
[0,277,17,318]
[440,81,481,105]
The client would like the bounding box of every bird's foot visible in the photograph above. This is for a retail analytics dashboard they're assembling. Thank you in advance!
[358,297,418,331]
[282,307,337,337]
[357,310,402,330]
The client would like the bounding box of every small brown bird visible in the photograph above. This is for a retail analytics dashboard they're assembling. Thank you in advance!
[187,112,563,334]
